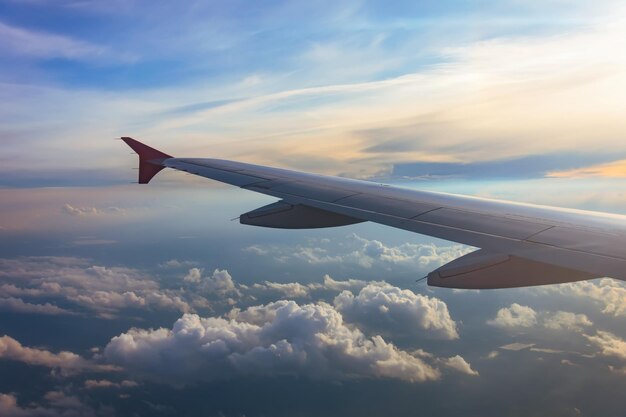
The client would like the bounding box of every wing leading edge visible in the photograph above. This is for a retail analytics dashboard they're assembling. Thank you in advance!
[121,137,626,289]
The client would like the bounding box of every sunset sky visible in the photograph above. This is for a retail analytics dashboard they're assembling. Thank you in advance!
[1,1,626,416]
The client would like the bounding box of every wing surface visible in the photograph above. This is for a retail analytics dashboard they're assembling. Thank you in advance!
[122,137,626,287]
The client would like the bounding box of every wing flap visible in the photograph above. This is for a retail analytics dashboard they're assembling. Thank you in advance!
[240,201,364,229]
[427,249,595,289]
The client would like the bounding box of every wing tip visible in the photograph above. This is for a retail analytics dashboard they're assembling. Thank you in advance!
[120,137,173,184]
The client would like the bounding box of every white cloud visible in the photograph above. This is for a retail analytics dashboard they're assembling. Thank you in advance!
[489,304,594,333]
[61,204,125,217]
[159,259,198,269]
[183,268,240,298]
[0,21,108,61]
[0,257,192,317]
[252,281,311,299]
[104,300,473,384]
[585,331,626,361]
[244,234,472,272]
[545,279,626,317]
[542,311,592,331]
[334,282,459,340]
[317,274,368,292]
[441,355,479,376]
[183,268,202,283]
[487,304,538,328]
[499,343,535,351]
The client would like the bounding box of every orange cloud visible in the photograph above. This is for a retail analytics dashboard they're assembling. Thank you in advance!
[547,160,626,178]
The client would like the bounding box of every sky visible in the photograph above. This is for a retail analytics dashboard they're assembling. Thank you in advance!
[1,0,626,416]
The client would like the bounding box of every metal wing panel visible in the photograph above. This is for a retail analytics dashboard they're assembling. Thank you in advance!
[332,194,441,219]
[161,156,626,281]
[415,208,553,240]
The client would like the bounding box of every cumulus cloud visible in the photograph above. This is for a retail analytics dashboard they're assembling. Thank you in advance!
[244,234,472,271]
[542,311,592,331]
[334,282,459,340]
[487,304,538,328]
[248,274,370,300]
[0,335,116,375]
[545,279,626,317]
[487,305,592,332]
[585,331,626,361]
[183,268,240,298]
[104,300,473,385]
[441,355,479,376]
[251,281,311,299]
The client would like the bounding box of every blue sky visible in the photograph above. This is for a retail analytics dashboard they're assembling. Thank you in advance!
[2,1,626,416]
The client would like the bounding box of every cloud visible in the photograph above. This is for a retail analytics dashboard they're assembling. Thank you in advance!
[183,268,202,283]
[499,343,535,351]
[548,159,626,178]
[545,279,626,317]
[487,304,538,328]
[248,274,369,300]
[441,355,479,376]
[244,234,472,271]
[585,331,626,361]
[0,335,116,375]
[62,204,126,217]
[104,300,474,384]
[0,257,192,317]
[83,379,138,390]
[0,297,74,315]
[183,268,241,298]
[334,282,459,340]
[542,311,592,331]
[488,305,592,332]
[251,281,311,299]
[0,21,110,61]
[0,391,98,417]
[159,259,198,269]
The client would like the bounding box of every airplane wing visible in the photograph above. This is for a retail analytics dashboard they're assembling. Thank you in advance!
[121,137,626,289]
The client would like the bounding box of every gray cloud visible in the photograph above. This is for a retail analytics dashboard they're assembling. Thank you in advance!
[0,391,99,417]
[0,297,74,315]
[0,335,116,375]
[83,379,138,390]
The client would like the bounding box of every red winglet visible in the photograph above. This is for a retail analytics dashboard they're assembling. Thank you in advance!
[121,137,173,184]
